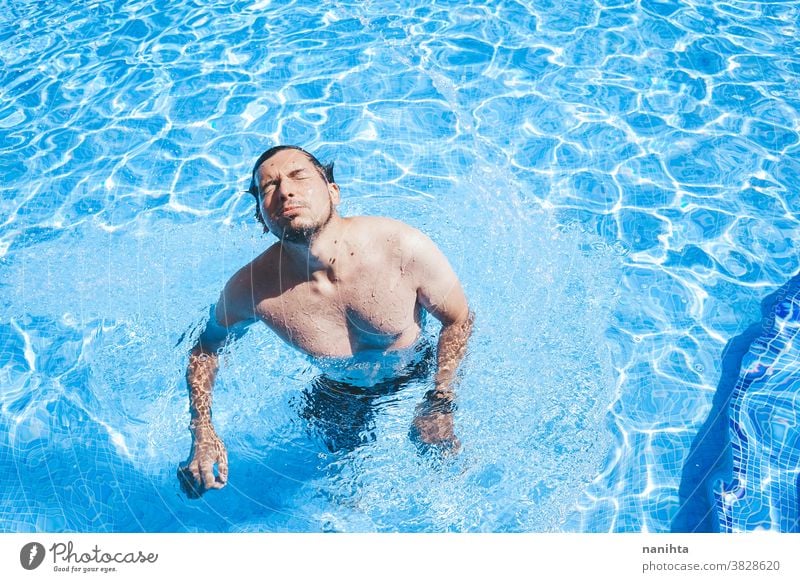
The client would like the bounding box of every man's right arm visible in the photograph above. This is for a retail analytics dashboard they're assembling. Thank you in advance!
[182,272,255,494]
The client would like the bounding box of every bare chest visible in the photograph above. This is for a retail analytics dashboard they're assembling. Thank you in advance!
[255,269,420,356]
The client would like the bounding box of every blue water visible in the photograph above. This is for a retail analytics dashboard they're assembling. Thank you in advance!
[673,275,800,533]
[1,0,799,532]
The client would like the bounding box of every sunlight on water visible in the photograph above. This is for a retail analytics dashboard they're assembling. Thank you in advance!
[2,0,799,532]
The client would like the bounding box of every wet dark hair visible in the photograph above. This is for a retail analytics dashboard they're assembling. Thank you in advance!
[247,145,335,230]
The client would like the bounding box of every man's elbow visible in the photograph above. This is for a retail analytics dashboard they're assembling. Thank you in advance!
[191,313,234,357]
[190,330,227,358]
[462,309,475,334]
[191,340,218,358]
[443,307,474,335]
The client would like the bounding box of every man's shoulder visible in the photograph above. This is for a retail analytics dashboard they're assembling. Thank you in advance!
[347,215,423,244]
[218,244,280,325]
[345,216,439,276]
[225,244,280,293]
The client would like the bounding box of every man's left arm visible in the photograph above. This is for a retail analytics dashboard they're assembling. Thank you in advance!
[405,229,474,450]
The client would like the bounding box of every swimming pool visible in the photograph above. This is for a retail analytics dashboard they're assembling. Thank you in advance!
[1,0,798,532]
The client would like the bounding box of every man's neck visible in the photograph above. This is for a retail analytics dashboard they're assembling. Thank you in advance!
[279,215,347,277]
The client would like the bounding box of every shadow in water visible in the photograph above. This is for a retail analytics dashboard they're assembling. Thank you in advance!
[672,274,800,533]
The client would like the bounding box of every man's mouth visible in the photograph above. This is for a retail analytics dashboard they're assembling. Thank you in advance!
[280,205,305,218]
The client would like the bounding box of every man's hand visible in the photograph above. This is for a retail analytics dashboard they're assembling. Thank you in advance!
[413,410,461,453]
[411,389,461,455]
[178,424,228,498]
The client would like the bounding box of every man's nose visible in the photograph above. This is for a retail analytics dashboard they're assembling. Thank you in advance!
[277,182,296,200]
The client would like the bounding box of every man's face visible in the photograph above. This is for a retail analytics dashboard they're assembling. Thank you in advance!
[255,149,340,242]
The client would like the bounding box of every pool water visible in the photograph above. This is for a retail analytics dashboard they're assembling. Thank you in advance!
[1,0,799,532]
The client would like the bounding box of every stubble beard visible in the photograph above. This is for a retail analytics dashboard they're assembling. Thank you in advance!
[279,200,334,244]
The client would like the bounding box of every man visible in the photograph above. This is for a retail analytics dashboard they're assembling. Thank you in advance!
[181,145,473,494]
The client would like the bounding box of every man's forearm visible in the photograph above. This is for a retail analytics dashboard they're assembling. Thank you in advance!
[181,344,229,493]
[187,347,219,430]
[434,311,474,393]
[411,312,473,450]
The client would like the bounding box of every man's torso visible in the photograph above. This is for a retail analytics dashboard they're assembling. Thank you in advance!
[234,217,423,357]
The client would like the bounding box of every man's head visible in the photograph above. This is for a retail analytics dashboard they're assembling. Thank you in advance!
[248,146,339,243]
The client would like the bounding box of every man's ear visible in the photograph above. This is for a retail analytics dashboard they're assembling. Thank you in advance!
[328,182,341,205]
[255,207,270,234]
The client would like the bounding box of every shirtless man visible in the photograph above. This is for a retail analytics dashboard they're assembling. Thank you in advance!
[182,145,473,494]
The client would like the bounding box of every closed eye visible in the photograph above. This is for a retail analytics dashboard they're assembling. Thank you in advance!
[260,168,311,193]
